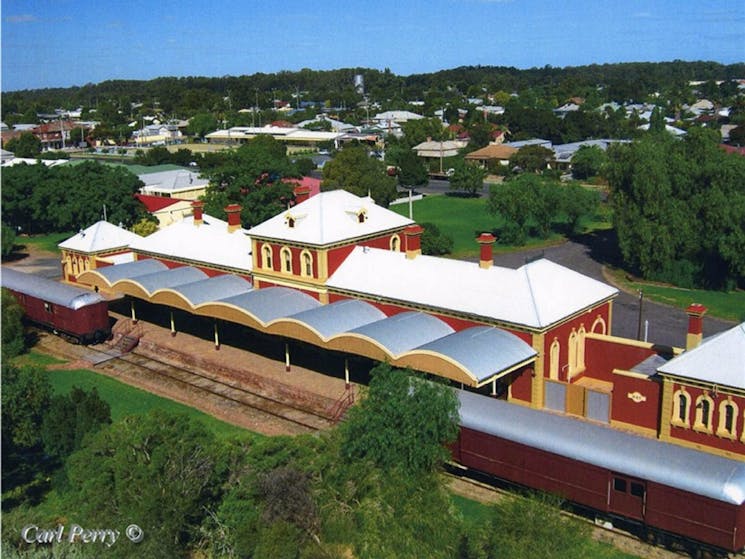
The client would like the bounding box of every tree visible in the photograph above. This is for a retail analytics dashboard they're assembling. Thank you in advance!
[1,363,52,504]
[1,289,25,359]
[396,149,428,189]
[401,117,447,145]
[1,161,144,234]
[487,175,562,243]
[570,145,608,180]
[559,182,600,235]
[449,162,486,196]
[41,386,111,461]
[4,132,42,158]
[339,364,459,474]
[187,112,219,139]
[64,410,223,558]
[321,145,398,207]
[2,222,17,257]
[729,126,745,147]
[464,493,598,559]
[607,129,745,288]
[131,216,159,236]
[420,222,454,255]
[509,144,554,173]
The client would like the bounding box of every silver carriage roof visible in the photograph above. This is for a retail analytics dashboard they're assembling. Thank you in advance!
[1,268,106,310]
[457,390,745,505]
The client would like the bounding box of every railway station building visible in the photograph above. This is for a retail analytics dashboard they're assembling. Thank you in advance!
[68,188,744,460]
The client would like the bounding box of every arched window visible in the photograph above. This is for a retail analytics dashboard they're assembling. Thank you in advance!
[591,315,607,335]
[672,389,691,428]
[390,235,401,252]
[301,250,313,278]
[694,394,714,434]
[717,399,738,439]
[262,244,273,270]
[567,330,578,379]
[281,247,292,274]
[577,325,586,371]
[549,338,560,380]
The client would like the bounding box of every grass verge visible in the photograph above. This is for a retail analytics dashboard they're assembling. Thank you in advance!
[606,269,745,323]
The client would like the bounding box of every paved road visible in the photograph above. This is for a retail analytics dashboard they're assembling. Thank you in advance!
[490,239,734,348]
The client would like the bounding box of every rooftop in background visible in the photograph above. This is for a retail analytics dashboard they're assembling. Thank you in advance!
[658,322,745,390]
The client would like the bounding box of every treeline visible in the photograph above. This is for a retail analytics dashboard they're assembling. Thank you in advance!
[3,61,744,119]
[1,162,145,234]
[1,357,621,558]
[608,128,745,289]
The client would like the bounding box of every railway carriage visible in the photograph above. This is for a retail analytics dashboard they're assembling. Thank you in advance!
[1,268,111,344]
[454,390,745,554]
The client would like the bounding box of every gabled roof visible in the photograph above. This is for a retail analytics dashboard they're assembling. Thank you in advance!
[326,247,617,330]
[58,221,142,253]
[657,322,745,390]
[128,214,253,272]
[247,189,413,246]
[465,144,518,160]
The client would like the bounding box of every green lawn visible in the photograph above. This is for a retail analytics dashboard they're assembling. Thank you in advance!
[606,270,745,323]
[391,195,565,258]
[47,367,255,439]
[9,350,257,440]
[17,232,72,253]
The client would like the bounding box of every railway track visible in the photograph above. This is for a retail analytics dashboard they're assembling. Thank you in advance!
[35,332,335,436]
[104,351,335,432]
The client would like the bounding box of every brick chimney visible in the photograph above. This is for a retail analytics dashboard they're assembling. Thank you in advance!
[685,303,707,350]
[224,204,242,233]
[404,224,424,259]
[192,200,204,226]
[476,233,496,269]
[293,185,312,204]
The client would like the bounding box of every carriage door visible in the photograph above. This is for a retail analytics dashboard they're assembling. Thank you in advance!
[608,474,646,521]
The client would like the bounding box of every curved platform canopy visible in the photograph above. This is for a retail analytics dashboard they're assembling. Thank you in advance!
[196,286,321,329]
[78,258,168,290]
[76,259,538,386]
[112,266,208,299]
[268,299,386,345]
[397,326,537,386]
[326,311,455,362]
[151,274,253,311]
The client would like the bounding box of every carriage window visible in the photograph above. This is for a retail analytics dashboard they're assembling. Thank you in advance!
[630,482,645,498]
[43,302,53,313]
[613,478,626,492]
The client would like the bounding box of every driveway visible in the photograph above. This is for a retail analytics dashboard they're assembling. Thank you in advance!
[491,232,734,348]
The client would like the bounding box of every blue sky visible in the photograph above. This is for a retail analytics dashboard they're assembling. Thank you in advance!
[2,0,744,92]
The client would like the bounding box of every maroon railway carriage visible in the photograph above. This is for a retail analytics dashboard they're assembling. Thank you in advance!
[455,390,745,554]
[1,268,111,344]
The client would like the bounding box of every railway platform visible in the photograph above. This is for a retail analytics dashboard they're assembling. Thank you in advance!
[105,313,357,422]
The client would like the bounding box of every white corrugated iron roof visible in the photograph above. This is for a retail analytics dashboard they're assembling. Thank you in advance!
[128,214,253,272]
[247,189,413,246]
[326,247,617,329]
[58,220,142,253]
[657,322,745,390]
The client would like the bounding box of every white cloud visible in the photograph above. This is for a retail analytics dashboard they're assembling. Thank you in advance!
[5,14,38,23]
